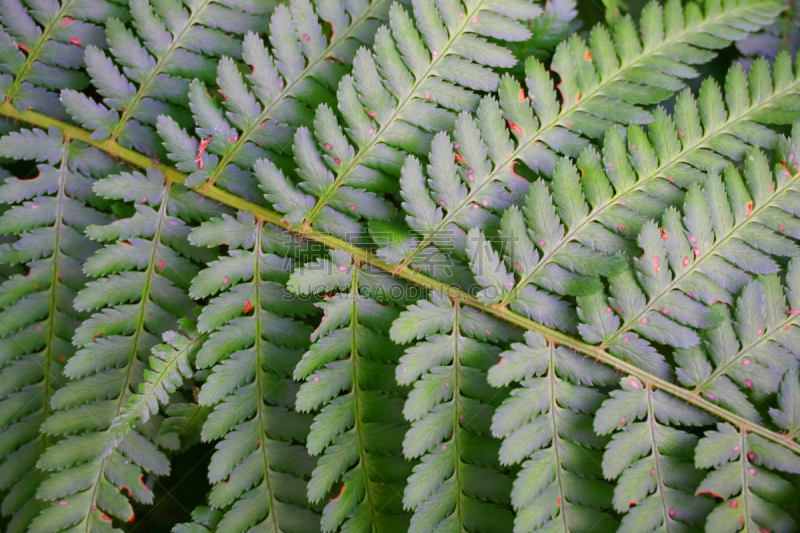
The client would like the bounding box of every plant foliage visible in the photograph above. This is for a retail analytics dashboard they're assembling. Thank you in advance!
[5,0,800,533]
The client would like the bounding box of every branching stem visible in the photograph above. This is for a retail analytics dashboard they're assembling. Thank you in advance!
[3,102,798,454]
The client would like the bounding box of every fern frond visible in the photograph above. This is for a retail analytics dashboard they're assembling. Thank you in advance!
[189,212,321,532]
[695,422,800,533]
[0,0,127,120]
[288,249,411,532]
[391,0,784,271]
[63,0,274,157]
[467,54,800,327]
[577,141,800,380]
[256,0,541,238]
[107,327,201,449]
[487,331,619,533]
[158,0,392,197]
[0,127,112,533]
[594,377,715,533]
[30,167,218,532]
[675,259,800,423]
[390,293,520,533]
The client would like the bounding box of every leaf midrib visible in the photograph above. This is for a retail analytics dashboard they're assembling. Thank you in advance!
[83,180,172,532]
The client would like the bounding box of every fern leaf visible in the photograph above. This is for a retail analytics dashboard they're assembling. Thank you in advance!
[487,331,619,533]
[695,422,800,533]
[160,0,392,196]
[256,0,541,238]
[466,55,800,333]
[190,212,321,532]
[391,293,520,533]
[390,0,784,271]
[107,328,201,450]
[594,377,715,533]
[578,140,800,381]
[63,0,273,157]
[29,167,218,532]
[0,0,126,119]
[674,259,800,423]
[288,249,412,532]
[0,127,112,533]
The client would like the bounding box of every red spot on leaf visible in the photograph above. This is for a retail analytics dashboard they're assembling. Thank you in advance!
[507,121,523,136]
[243,300,254,313]
[69,37,82,47]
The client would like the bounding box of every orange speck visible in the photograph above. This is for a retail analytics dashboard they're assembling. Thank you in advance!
[121,242,131,248]
[584,52,592,61]
[18,43,29,52]
[508,121,523,136]
[557,497,561,505]
[127,513,136,523]
[454,153,466,164]
[365,110,377,119]
[518,89,525,101]
[746,202,753,216]
[100,514,111,521]
[61,17,74,26]
[510,160,526,181]
[329,482,347,502]
[243,300,254,313]
[697,490,723,500]
[497,358,504,366]
[216,89,227,101]
[660,227,669,240]
[628,500,636,508]
[68,37,82,47]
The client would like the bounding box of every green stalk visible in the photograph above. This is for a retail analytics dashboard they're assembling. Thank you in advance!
[3,102,798,454]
